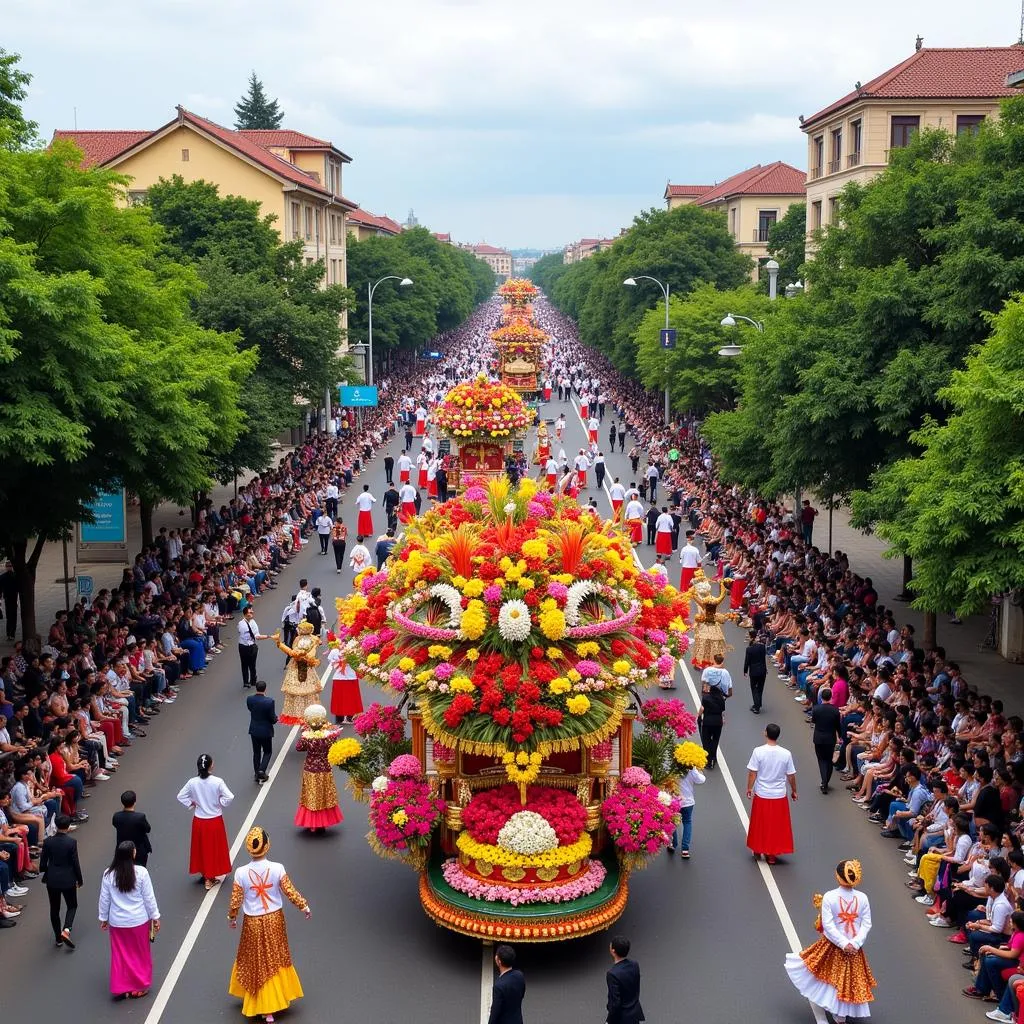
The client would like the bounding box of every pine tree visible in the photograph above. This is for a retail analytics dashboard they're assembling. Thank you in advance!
[233,72,283,130]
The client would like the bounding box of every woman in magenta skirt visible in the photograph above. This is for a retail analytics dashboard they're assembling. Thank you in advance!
[98,841,160,1000]
[176,753,234,891]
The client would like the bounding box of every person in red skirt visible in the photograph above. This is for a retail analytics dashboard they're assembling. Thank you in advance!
[624,497,645,546]
[294,705,343,833]
[416,450,428,489]
[545,456,558,489]
[654,507,674,562]
[176,754,234,890]
[354,485,376,537]
[398,482,417,522]
[679,531,701,592]
[328,642,363,724]
[745,724,797,865]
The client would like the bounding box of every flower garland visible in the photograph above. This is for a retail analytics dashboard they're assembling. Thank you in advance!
[441,858,607,906]
[503,750,542,785]
[456,830,592,869]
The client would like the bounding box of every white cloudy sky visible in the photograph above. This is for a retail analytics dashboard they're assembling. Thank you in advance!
[6,0,1020,248]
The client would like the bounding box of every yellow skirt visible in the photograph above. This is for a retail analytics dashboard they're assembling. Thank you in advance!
[228,909,304,1016]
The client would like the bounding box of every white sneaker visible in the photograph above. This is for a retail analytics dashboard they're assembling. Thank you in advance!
[5,885,28,897]
[93,772,111,781]
[915,894,934,905]
[986,1009,1015,1023]
[904,855,917,864]
[929,915,952,927]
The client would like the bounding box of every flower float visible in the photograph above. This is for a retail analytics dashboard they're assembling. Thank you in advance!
[497,278,539,303]
[491,323,549,346]
[601,766,681,871]
[432,374,530,439]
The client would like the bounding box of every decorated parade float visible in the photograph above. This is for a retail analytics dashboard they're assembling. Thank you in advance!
[494,279,546,395]
[432,375,531,495]
[331,476,697,941]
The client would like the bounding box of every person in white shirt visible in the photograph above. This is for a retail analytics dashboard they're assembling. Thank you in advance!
[545,456,559,489]
[573,450,590,489]
[397,452,412,484]
[314,512,333,555]
[608,479,626,520]
[745,724,797,864]
[654,507,675,562]
[349,538,371,574]
[645,462,660,502]
[238,606,271,689]
[354,485,376,537]
[227,826,310,1022]
[679,531,701,592]
[670,763,706,859]
[421,434,434,458]
[398,482,417,522]
[624,497,645,545]
[555,414,566,440]
[98,840,161,999]
[176,754,234,890]
[587,415,600,444]
[324,482,339,519]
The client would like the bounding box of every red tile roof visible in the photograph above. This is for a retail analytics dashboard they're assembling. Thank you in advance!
[664,183,712,199]
[347,208,401,235]
[51,130,151,167]
[376,215,403,235]
[238,129,351,162]
[803,45,1024,128]
[696,162,806,205]
[471,243,510,256]
[433,232,451,242]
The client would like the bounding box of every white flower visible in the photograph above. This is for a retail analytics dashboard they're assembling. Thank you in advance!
[565,580,600,625]
[504,502,516,514]
[657,790,673,807]
[497,811,558,855]
[497,599,532,642]
[371,776,389,793]
[429,583,463,628]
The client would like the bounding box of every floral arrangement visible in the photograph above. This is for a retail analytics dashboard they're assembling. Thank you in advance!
[456,829,592,869]
[336,475,690,756]
[327,736,362,766]
[497,811,558,854]
[639,698,698,740]
[630,698,700,787]
[354,703,406,744]
[432,374,531,439]
[329,703,411,788]
[367,755,445,866]
[498,278,539,302]
[601,766,680,869]
[441,858,607,906]
[491,323,548,346]
[461,784,587,846]
[674,741,709,772]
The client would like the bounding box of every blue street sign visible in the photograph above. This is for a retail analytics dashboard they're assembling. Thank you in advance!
[76,575,94,601]
[659,328,677,350]
[80,489,127,544]
[339,385,379,407]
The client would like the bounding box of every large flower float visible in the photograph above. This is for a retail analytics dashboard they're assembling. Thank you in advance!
[497,278,539,304]
[334,476,693,941]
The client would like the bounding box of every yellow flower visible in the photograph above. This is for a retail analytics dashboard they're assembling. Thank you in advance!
[462,578,484,598]
[519,577,535,591]
[539,607,566,640]
[674,741,708,771]
[500,556,513,572]
[391,809,409,827]
[449,675,475,693]
[427,538,444,553]
[460,600,487,640]
[576,641,599,657]
[642,598,654,608]
[515,751,529,766]
[540,597,557,611]
[612,660,631,676]
[416,670,433,683]
[398,657,416,672]
[451,575,468,589]
[456,831,592,869]
[567,669,582,682]
[366,653,380,666]
[548,677,571,695]
[518,477,538,499]
[566,694,591,715]
[428,644,453,659]
[327,737,362,766]
[337,593,368,627]
[546,647,562,660]
[520,538,548,559]
[552,573,574,585]
[465,648,480,662]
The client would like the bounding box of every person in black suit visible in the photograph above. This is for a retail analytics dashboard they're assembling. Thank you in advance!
[606,935,645,1024]
[247,680,278,784]
[810,687,842,794]
[40,814,83,947]
[383,453,394,485]
[112,790,152,867]
[488,944,526,1024]
[742,629,768,714]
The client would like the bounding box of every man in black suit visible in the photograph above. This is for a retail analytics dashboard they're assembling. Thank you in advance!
[112,790,152,867]
[742,629,768,714]
[810,687,842,794]
[606,935,644,1024]
[383,453,395,485]
[40,814,83,948]
[488,944,526,1024]
[247,680,277,784]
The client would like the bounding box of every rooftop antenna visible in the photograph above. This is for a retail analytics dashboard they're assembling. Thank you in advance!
[73,106,77,129]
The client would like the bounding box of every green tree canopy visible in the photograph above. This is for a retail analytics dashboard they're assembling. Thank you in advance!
[233,72,283,130]
[0,48,37,149]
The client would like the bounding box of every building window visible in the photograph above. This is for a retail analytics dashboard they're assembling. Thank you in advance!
[811,136,824,178]
[849,119,862,166]
[890,115,920,151]
[756,210,777,243]
[828,196,839,224]
[127,190,149,206]
[181,148,189,162]
[314,210,321,241]
[956,114,985,135]
[829,128,842,173]
[304,207,312,241]
[729,207,737,237]
[291,202,301,240]
[811,200,822,230]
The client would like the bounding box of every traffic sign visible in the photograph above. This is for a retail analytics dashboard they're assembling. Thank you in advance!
[659,329,677,350]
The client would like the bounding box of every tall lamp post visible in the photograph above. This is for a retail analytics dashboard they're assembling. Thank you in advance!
[367,275,413,386]
[623,275,672,426]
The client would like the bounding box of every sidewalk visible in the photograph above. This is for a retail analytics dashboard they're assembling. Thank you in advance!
[824,504,1023,708]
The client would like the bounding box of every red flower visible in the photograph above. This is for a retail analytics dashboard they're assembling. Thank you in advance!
[611,639,627,656]
[530,646,544,660]
[523,590,540,607]
[493,708,512,726]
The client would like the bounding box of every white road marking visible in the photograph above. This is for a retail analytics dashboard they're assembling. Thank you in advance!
[568,398,827,1024]
[479,941,495,1024]
[141,665,330,1024]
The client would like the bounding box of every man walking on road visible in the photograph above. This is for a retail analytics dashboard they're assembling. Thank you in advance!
[679,531,701,592]
[40,813,83,949]
[745,723,798,865]
[645,462,659,504]
[606,935,645,1024]
[488,944,526,1024]
[315,510,333,554]
[743,629,768,714]
[810,687,842,794]
[237,606,271,689]
[246,680,277,784]
[383,452,395,485]
[112,790,153,867]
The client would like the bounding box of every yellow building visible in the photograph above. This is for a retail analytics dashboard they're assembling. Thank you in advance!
[800,43,1024,242]
[346,208,403,242]
[466,243,512,280]
[53,106,357,294]
[663,183,712,209]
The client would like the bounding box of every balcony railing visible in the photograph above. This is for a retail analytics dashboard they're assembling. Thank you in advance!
[848,151,861,167]
[827,159,842,174]
[753,227,774,242]
[810,166,822,180]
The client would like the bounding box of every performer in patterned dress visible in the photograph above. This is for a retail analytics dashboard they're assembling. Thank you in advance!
[294,704,343,832]
[228,826,311,1024]
[275,621,322,725]
[784,859,877,1021]
[686,572,734,669]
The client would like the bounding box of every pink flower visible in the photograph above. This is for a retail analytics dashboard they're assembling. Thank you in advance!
[575,659,601,678]
[388,754,424,778]
[621,766,651,787]
[527,501,545,516]
[546,582,569,601]
[434,662,454,680]
[463,486,487,501]
[389,668,408,691]
[483,584,503,603]
[656,654,675,676]
[360,633,381,653]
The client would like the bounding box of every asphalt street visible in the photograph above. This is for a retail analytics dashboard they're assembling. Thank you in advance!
[2,389,982,1024]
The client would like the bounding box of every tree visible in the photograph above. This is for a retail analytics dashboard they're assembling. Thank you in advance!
[633,284,770,414]
[233,72,283,130]
[764,202,805,293]
[530,252,569,295]
[0,48,37,149]
[860,298,1024,617]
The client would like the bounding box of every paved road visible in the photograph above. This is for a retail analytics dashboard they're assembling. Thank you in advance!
[2,390,978,1024]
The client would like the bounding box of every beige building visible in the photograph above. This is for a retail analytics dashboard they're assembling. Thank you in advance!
[346,208,402,242]
[663,183,712,209]
[465,243,512,280]
[800,43,1024,243]
[54,107,357,298]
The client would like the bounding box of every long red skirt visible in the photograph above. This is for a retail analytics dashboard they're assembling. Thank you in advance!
[612,500,623,521]
[627,519,643,544]
[729,577,747,609]
[680,566,696,593]
[428,477,438,497]
[655,532,672,556]
[588,429,597,443]
[331,675,364,717]
[415,419,425,436]
[109,922,153,996]
[189,814,232,879]
[577,471,587,487]
[547,473,557,489]
[357,510,373,536]
[400,500,415,522]
[399,469,410,483]
[418,467,428,488]
[746,795,794,856]
[543,386,551,400]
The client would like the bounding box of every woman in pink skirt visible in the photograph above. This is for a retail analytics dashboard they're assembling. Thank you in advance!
[176,753,234,891]
[294,705,344,833]
[98,841,160,1000]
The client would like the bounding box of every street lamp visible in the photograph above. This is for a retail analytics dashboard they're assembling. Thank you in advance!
[764,258,780,300]
[623,275,672,426]
[717,314,763,357]
[367,276,413,386]
[785,280,805,299]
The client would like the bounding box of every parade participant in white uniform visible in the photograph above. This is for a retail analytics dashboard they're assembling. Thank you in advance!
[573,450,590,489]
[679,531,701,592]
[414,404,427,436]
[398,482,417,521]
[609,479,626,520]
[416,450,429,489]
[654,508,675,561]
[624,497,645,545]
[587,415,600,444]
[545,456,559,489]
[745,723,797,865]
[354,486,376,537]
[397,452,412,484]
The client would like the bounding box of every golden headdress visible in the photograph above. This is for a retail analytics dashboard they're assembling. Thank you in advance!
[297,620,315,635]
[245,826,271,858]
[836,858,862,887]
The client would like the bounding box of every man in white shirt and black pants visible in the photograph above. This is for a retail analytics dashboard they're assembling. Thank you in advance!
[238,606,271,689]
[315,511,333,555]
